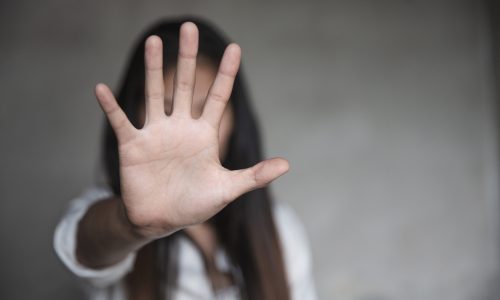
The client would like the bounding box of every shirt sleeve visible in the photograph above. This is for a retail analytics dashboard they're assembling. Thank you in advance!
[53,185,137,288]
[273,201,318,300]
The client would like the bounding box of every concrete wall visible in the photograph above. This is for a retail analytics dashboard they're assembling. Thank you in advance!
[0,0,497,299]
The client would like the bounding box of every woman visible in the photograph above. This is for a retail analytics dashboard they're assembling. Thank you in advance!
[54,17,316,300]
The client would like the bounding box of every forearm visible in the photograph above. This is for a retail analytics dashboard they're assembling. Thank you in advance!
[75,196,153,269]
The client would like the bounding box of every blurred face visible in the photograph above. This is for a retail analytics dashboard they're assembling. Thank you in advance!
[138,56,235,160]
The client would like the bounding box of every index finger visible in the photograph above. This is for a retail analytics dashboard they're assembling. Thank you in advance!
[201,43,241,128]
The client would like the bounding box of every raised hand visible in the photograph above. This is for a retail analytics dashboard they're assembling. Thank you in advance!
[94,22,289,239]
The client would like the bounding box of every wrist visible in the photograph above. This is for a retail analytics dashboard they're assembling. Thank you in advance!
[114,198,154,243]
[114,197,177,242]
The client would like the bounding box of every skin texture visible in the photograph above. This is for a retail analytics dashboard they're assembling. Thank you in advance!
[138,57,234,286]
[139,56,234,161]
[76,22,289,274]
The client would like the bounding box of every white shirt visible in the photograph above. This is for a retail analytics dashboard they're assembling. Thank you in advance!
[53,185,317,300]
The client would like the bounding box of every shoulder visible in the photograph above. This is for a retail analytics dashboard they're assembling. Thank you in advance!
[271,201,318,299]
[271,201,312,279]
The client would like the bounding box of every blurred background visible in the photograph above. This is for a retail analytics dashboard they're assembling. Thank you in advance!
[1,0,499,299]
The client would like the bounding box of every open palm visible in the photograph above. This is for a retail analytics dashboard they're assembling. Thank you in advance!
[95,22,289,239]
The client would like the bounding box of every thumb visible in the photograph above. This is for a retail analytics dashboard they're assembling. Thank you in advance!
[226,157,290,201]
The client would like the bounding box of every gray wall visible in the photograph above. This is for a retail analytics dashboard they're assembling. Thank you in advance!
[0,0,498,299]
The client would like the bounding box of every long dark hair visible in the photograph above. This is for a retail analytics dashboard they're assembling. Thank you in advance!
[101,17,290,300]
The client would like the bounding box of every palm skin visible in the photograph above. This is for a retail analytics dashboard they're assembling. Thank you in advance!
[94,22,289,240]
